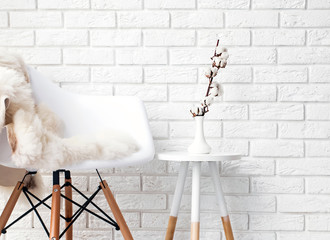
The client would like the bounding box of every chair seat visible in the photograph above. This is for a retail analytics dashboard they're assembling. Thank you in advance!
[0,67,155,170]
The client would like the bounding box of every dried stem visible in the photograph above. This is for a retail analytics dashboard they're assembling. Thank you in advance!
[202,39,220,115]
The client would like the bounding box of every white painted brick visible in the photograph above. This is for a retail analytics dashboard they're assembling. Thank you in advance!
[229,48,277,64]
[90,212,140,228]
[252,0,305,8]
[252,177,304,193]
[0,12,8,27]
[170,121,221,138]
[279,84,330,101]
[254,66,307,83]
[307,214,330,230]
[310,66,330,82]
[38,66,89,83]
[224,122,276,138]
[115,230,220,240]
[169,84,207,101]
[89,176,140,192]
[170,194,275,212]
[145,0,195,9]
[215,104,248,120]
[10,11,62,28]
[146,103,194,120]
[277,158,330,175]
[282,11,330,27]
[306,103,330,120]
[308,0,330,8]
[36,30,87,46]
[144,30,195,46]
[250,214,304,230]
[63,48,114,65]
[197,29,251,46]
[61,83,113,95]
[253,29,305,46]
[209,139,249,155]
[251,140,304,157]
[198,0,249,9]
[279,122,330,139]
[278,195,330,212]
[118,11,169,28]
[222,159,275,175]
[278,232,330,240]
[279,47,330,64]
[235,233,276,240]
[115,159,166,174]
[149,121,168,138]
[306,140,330,157]
[199,67,252,83]
[64,11,115,28]
[170,48,213,65]
[307,178,330,194]
[143,175,248,194]
[116,193,166,210]
[91,0,142,9]
[172,11,224,28]
[308,29,330,45]
[1,0,35,9]
[141,212,248,230]
[145,67,198,83]
[12,48,61,64]
[223,85,276,102]
[92,67,142,83]
[250,103,304,120]
[38,0,89,9]
[90,30,141,46]
[6,230,52,240]
[226,11,278,27]
[0,30,34,46]
[115,84,167,101]
[117,48,167,65]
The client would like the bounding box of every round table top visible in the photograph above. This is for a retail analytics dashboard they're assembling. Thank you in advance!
[157,151,242,162]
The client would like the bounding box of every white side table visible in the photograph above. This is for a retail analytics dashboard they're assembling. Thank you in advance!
[157,152,241,240]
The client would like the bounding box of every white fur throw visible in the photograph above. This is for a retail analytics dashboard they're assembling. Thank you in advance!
[0,51,138,170]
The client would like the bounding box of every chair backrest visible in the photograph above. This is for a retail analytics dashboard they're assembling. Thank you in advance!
[0,67,155,169]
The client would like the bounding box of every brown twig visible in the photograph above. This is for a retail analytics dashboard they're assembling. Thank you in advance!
[202,39,220,116]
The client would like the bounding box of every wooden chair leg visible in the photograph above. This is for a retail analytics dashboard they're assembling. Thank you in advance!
[166,161,189,240]
[100,180,133,240]
[50,172,61,240]
[65,171,73,240]
[0,182,24,236]
[208,162,234,240]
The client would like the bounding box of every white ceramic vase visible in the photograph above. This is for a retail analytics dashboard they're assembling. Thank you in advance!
[188,116,211,154]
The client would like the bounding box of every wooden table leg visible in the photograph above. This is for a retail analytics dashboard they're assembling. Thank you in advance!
[50,171,61,240]
[208,162,234,240]
[65,171,73,240]
[0,182,24,236]
[100,180,133,240]
[166,161,189,240]
[191,162,201,240]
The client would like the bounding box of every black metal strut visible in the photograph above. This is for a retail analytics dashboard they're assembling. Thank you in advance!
[1,169,119,239]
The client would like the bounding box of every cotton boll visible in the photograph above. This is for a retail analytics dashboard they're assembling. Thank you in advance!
[220,52,229,60]
[190,105,204,116]
[204,67,212,78]
[201,96,214,106]
[210,81,224,97]
[211,67,218,77]
[209,87,219,96]
[214,57,221,67]
[220,60,227,68]
[216,46,228,55]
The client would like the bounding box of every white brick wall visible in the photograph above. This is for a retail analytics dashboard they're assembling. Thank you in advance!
[0,0,329,239]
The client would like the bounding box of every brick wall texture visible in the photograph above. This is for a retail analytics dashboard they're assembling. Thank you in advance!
[1,0,330,239]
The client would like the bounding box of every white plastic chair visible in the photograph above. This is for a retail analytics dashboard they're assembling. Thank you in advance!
[0,67,155,240]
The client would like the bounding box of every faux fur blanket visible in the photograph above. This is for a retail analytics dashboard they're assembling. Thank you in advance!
[0,51,138,170]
